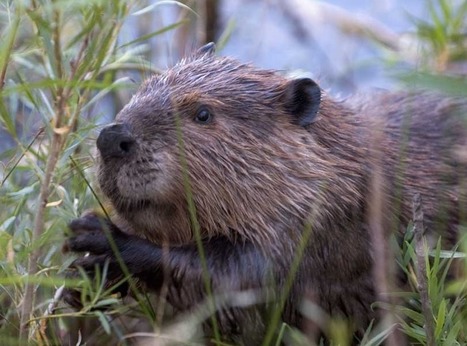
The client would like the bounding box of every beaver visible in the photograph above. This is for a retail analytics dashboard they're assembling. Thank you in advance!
[64,43,466,344]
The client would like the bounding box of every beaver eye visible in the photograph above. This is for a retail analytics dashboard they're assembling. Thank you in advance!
[195,107,212,124]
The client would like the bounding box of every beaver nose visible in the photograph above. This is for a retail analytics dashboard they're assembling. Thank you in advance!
[97,123,135,158]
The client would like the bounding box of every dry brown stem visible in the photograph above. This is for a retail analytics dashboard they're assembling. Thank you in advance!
[367,119,405,346]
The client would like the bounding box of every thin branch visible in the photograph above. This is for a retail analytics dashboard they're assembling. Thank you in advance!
[367,118,405,346]
[20,6,68,340]
[1,129,44,186]
[19,131,64,339]
[37,285,65,340]
[52,9,65,129]
[412,193,436,346]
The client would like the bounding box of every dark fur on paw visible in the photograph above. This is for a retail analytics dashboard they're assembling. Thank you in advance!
[63,212,128,254]
[63,212,131,308]
[62,212,162,308]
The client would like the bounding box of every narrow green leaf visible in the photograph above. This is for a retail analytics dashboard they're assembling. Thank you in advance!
[0,216,16,232]
[443,320,461,345]
[81,77,131,113]
[119,19,188,49]
[132,1,198,17]
[0,99,16,136]
[434,298,446,339]
[0,11,21,137]
[429,250,467,259]
[361,324,395,346]
[438,0,451,24]
[400,307,424,324]
[96,310,112,334]
[0,10,21,83]
[6,185,35,197]
[94,298,119,308]
[217,18,236,51]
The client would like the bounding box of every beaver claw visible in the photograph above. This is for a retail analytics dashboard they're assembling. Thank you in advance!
[63,212,127,253]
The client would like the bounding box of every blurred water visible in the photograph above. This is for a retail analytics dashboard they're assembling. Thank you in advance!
[220,0,427,94]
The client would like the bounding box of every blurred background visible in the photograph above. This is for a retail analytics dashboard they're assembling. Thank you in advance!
[135,0,425,91]
[122,0,465,92]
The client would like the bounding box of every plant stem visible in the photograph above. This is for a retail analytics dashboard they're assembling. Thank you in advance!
[367,120,405,346]
[174,111,221,343]
[20,6,67,339]
[19,132,64,339]
[412,193,436,346]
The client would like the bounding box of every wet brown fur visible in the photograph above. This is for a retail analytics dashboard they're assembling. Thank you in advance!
[93,50,466,342]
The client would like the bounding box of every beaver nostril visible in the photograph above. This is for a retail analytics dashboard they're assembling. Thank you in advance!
[119,140,133,153]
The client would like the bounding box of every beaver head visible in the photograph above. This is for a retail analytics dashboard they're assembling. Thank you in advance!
[96,44,365,249]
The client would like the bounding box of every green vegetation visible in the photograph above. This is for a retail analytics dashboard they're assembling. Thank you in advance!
[0,0,465,345]
[0,1,159,344]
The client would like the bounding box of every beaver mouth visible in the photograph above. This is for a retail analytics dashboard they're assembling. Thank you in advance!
[113,198,153,213]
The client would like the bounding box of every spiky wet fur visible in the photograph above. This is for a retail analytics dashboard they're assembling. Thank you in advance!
[96,51,466,341]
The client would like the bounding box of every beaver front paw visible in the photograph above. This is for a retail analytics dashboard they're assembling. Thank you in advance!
[63,212,131,308]
[63,212,162,308]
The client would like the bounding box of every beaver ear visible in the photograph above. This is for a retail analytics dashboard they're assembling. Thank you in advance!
[196,42,216,56]
[284,78,321,127]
